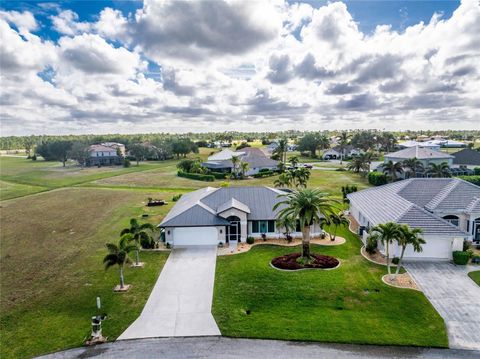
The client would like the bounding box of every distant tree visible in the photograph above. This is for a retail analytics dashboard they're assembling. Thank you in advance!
[378,132,397,152]
[231,155,240,178]
[382,160,404,182]
[290,156,299,168]
[69,142,90,166]
[236,142,250,150]
[274,172,294,188]
[338,131,350,163]
[240,161,249,178]
[171,138,198,158]
[351,131,376,152]
[24,136,36,158]
[298,133,323,157]
[274,138,288,163]
[36,140,73,166]
[292,167,311,188]
[103,236,138,290]
[402,158,424,178]
[348,152,373,175]
[128,143,151,165]
[177,158,197,173]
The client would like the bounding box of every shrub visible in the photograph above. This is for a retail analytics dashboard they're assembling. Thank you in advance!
[335,168,346,171]
[177,171,214,182]
[463,240,471,251]
[253,170,274,178]
[392,257,400,265]
[474,167,480,175]
[365,236,378,254]
[259,168,270,173]
[246,236,255,244]
[220,181,230,187]
[141,236,155,249]
[459,175,480,186]
[368,171,387,186]
[123,158,131,167]
[452,251,469,265]
[172,194,182,202]
[210,171,227,179]
[271,253,339,270]
[31,154,37,161]
[261,233,267,241]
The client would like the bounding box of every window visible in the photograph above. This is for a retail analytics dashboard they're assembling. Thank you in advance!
[252,221,259,233]
[251,220,275,233]
[443,215,459,227]
[268,220,275,233]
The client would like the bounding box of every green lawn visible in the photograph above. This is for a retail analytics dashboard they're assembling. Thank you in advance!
[212,226,448,347]
[468,270,480,286]
[0,187,175,359]
[0,179,48,200]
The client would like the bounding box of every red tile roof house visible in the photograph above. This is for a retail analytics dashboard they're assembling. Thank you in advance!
[348,178,480,260]
[85,143,125,167]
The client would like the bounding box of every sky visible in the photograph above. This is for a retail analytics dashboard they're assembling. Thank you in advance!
[1,0,479,136]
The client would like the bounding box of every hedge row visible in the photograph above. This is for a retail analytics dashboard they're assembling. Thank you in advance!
[253,170,275,178]
[458,175,480,186]
[177,171,214,182]
[368,171,387,186]
[210,171,228,179]
[474,167,480,175]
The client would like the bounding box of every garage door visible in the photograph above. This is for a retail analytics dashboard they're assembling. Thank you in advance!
[173,227,218,246]
[404,237,452,259]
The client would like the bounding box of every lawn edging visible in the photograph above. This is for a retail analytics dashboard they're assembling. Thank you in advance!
[269,259,342,272]
[381,274,420,291]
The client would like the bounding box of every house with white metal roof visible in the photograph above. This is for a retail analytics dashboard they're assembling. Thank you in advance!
[159,186,322,247]
[347,178,480,260]
[384,146,454,167]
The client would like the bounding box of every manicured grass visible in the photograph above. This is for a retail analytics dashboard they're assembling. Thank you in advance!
[0,179,48,200]
[213,226,448,347]
[468,270,480,286]
[0,187,175,359]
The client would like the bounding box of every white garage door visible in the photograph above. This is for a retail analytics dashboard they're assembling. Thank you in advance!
[173,227,218,246]
[404,236,452,259]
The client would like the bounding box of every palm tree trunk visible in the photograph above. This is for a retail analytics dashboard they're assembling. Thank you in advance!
[385,241,391,276]
[332,227,337,241]
[119,265,125,288]
[394,246,406,278]
[135,249,140,265]
[301,225,311,258]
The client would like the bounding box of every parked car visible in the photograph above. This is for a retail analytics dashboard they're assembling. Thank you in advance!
[302,164,313,169]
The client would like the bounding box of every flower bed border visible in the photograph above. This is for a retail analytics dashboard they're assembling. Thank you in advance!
[270,253,341,271]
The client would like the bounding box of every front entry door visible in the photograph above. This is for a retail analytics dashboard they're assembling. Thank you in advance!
[226,216,241,242]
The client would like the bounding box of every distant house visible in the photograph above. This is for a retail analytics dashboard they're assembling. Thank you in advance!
[86,143,124,167]
[348,178,479,260]
[398,140,441,151]
[452,148,480,169]
[202,148,278,175]
[384,146,453,167]
[322,145,361,160]
[266,141,297,153]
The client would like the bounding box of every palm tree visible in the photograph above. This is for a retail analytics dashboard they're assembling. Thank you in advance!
[276,215,296,242]
[290,156,299,168]
[338,131,350,164]
[239,161,249,178]
[402,158,423,178]
[367,222,402,278]
[292,167,311,188]
[274,188,336,259]
[427,162,451,178]
[348,152,373,175]
[274,138,288,163]
[103,236,138,289]
[121,218,156,266]
[394,225,425,279]
[230,155,240,178]
[328,211,349,241]
[274,172,294,188]
[382,160,403,182]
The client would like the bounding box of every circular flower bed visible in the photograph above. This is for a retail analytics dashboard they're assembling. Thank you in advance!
[271,253,339,270]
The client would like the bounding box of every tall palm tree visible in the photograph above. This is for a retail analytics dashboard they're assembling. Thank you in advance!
[292,167,311,188]
[274,172,294,188]
[274,138,288,163]
[338,131,350,164]
[382,160,404,182]
[427,162,451,178]
[230,155,240,178]
[328,211,349,241]
[103,236,138,289]
[348,152,373,175]
[368,222,402,278]
[394,225,425,279]
[240,161,249,178]
[402,158,423,178]
[317,134,330,157]
[273,188,336,259]
[121,218,156,265]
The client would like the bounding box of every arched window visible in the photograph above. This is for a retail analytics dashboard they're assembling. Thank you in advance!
[443,215,459,227]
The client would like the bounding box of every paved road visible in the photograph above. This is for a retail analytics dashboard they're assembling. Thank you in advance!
[118,246,220,339]
[406,262,480,350]
[37,337,480,359]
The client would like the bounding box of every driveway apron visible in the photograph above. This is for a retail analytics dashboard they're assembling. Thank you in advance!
[118,246,221,339]
[406,262,480,350]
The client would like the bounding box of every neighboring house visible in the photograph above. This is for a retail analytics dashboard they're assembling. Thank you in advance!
[266,142,297,153]
[159,186,324,246]
[348,178,480,260]
[383,146,453,168]
[452,148,480,169]
[322,145,361,160]
[398,140,441,151]
[202,148,278,175]
[430,139,467,148]
[101,142,126,155]
[86,143,124,166]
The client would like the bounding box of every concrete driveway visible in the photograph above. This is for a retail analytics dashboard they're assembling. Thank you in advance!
[406,262,480,350]
[118,246,221,339]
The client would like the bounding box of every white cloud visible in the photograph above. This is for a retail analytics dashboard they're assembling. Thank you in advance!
[51,10,92,36]
[0,10,38,33]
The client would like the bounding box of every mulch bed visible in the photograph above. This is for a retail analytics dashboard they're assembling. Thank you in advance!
[271,253,339,270]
